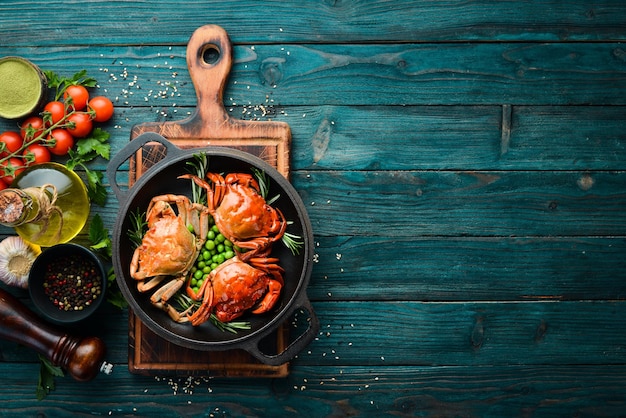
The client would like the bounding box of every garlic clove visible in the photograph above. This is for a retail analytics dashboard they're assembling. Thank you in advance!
[0,236,41,288]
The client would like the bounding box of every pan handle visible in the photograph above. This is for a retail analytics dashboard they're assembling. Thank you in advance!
[106,133,183,202]
[245,295,320,367]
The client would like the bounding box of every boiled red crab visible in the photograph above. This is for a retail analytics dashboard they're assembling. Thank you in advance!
[179,172,286,259]
[185,249,284,325]
[129,194,210,319]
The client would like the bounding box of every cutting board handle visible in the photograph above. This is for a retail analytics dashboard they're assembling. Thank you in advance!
[186,24,232,125]
[107,132,183,201]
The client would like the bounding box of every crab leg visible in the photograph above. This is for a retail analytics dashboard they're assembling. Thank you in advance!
[137,275,168,292]
[187,279,215,326]
[153,301,191,323]
[150,276,186,304]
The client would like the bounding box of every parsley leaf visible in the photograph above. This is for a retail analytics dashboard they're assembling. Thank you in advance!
[36,355,64,401]
[89,214,112,258]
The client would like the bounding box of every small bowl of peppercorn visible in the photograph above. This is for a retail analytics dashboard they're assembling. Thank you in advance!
[28,243,107,324]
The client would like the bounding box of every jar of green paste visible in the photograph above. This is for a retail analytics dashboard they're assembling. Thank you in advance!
[0,56,48,120]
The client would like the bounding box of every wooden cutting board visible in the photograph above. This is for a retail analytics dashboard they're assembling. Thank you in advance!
[126,25,291,377]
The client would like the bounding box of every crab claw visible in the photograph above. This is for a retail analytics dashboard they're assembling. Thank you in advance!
[250,279,282,315]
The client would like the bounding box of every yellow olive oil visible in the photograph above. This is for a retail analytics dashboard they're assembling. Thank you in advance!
[11,163,90,247]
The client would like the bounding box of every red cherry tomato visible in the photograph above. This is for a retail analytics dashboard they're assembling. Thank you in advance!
[47,129,75,156]
[20,116,45,140]
[0,177,8,191]
[66,113,93,138]
[0,131,24,157]
[43,101,66,126]
[88,96,114,122]
[63,85,89,111]
[0,157,25,184]
[23,143,52,164]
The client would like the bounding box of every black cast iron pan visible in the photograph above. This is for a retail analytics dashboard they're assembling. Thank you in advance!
[107,132,318,365]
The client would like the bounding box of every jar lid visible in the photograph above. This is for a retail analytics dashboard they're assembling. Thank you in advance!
[0,56,48,120]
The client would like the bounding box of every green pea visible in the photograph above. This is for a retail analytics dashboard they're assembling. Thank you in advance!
[202,250,211,260]
[216,233,225,243]
[211,262,219,270]
[193,270,203,280]
[217,244,225,253]
[205,240,215,251]
[207,230,216,240]
[224,239,233,247]
[224,250,234,260]
[212,254,219,263]
[187,224,195,233]
[191,266,197,274]
[197,260,206,269]
[202,266,212,274]
[216,254,225,264]
[192,286,199,294]
[197,279,204,288]
[211,225,220,234]
[190,278,198,287]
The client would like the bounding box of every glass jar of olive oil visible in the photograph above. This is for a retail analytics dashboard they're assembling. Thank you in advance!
[0,163,90,247]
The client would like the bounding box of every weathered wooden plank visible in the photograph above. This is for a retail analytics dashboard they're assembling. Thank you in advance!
[0,359,625,416]
[2,0,626,45]
[2,300,626,367]
[307,236,626,301]
[298,301,626,367]
[294,170,626,237]
[0,42,624,106]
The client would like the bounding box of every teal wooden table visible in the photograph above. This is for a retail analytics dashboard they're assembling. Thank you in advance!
[1,1,625,416]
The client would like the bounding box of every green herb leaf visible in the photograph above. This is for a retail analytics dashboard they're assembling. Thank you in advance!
[89,214,112,258]
[75,128,111,159]
[83,168,107,206]
[106,266,128,309]
[36,355,63,401]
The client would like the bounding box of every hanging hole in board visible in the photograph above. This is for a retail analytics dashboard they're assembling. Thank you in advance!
[201,44,221,65]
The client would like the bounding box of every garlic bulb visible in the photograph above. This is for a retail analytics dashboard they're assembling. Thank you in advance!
[0,236,41,288]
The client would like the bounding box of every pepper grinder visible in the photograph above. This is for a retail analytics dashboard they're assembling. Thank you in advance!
[0,287,112,381]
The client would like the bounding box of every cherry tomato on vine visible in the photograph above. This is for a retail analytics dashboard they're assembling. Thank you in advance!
[43,101,66,126]
[47,129,74,156]
[0,131,24,157]
[63,85,89,111]
[23,143,51,164]
[20,116,45,140]
[88,96,114,122]
[66,112,92,138]
[0,157,25,184]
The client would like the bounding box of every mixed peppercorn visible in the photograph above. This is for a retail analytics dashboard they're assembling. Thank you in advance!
[42,255,102,312]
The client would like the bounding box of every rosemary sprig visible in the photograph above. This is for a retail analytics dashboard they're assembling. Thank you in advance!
[128,208,147,249]
[209,314,251,334]
[185,153,209,205]
[283,230,304,256]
